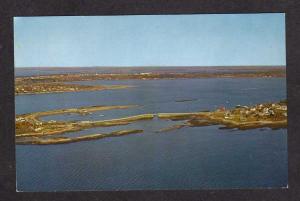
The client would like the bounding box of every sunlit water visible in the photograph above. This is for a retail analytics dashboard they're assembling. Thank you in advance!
[15,78,287,191]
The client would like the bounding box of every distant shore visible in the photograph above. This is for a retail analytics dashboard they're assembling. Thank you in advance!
[15,67,286,95]
[15,82,130,95]
[15,65,286,72]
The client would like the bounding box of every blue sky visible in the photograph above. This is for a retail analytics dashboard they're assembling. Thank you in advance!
[14,13,286,68]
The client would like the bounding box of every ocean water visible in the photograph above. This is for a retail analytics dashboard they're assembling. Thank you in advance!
[15,78,287,191]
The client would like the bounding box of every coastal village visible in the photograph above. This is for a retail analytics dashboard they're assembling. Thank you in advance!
[219,100,287,122]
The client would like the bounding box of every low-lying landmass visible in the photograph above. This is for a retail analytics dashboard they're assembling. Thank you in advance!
[16,100,287,145]
[15,66,285,95]
[17,129,144,145]
[15,82,130,95]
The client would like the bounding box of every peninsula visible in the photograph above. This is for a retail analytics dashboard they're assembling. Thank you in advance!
[16,100,287,145]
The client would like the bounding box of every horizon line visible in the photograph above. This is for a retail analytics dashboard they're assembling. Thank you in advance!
[15,65,286,69]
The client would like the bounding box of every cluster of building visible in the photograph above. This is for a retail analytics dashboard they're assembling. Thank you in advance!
[220,102,287,121]
[16,116,59,133]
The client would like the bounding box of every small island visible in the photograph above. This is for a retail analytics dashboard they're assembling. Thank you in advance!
[16,100,287,145]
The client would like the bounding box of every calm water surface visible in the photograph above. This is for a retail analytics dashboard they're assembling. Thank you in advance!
[15,78,287,191]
